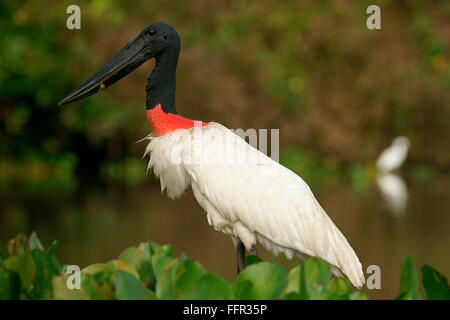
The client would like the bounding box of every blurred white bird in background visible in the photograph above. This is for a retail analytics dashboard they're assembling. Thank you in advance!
[376,136,410,173]
[376,136,410,216]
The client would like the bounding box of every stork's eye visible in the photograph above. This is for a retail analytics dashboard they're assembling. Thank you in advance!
[148,30,156,36]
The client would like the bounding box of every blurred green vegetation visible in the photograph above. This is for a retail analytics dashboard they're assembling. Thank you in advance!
[1,232,448,300]
[0,1,448,189]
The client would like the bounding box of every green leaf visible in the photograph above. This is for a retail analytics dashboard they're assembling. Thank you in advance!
[155,259,180,299]
[50,256,62,274]
[153,245,173,259]
[176,260,207,298]
[139,260,156,290]
[245,255,262,266]
[285,265,300,294]
[114,270,152,300]
[187,274,231,299]
[298,258,331,299]
[152,255,174,279]
[235,262,287,299]
[31,249,60,299]
[29,232,45,251]
[82,263,106,275]
[309,286,332,299]
[47,240,58,256]
[17,251,36,290]
[232,279,255,299]
[282,292,303,300]
[52,275,89,300]
[327,278,351,297]
[119,242,155,288]
[151,245,176,280]
[7,234,27,256]
[3,256,19,272]
[82,274,105,300]
[92,269,115,289]
[397,256,422,300]
[302,258,331,287]
[421,265,450,300]
[118,246,139,269]
[349,291,370,300]
[0,266,20,299]
[104,260,139,279]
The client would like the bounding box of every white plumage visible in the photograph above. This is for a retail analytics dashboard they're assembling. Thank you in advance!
[144,122,365,288]
[377,136,410,173]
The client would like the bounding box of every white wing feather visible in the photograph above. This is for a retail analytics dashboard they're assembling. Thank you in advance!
[145,122,365,288]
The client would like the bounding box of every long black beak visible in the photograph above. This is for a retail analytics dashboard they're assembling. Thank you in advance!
[58,35,150,106]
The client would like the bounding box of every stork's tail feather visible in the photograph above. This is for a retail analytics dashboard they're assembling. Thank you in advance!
[326,219,365,289]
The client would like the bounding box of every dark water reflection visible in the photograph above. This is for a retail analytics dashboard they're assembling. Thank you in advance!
[0,176,448,299]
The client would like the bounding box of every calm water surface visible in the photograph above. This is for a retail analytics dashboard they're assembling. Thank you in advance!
[0,176,448,299]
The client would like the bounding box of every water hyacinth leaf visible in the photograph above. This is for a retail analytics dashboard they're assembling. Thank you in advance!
[82,263,106,275]
[299,258,331,299]
[0,266,20,299]
[327,278,351,300]
[139,260,156,290]
[105,260,139,279]
[285,265,300,294]
[7,233,27,256]
[93,269,115,288]
[245,255,262,266]
[327,278,351,296]
[176,260,207,298]
[236,262,287,299]
[187,274,232,299]
[31,249,60,299]
[118,246,139,269]
[397,256,421,300]
[83,274,100,299]
[3,256,19,272]
[152,255,174,279]
[29,232,45,251]
[17,251,37,289]
[47,240,58,256]
[119,243,155,288]
[149,241,159,255]
[282,292,303,300]
[156,259,180,299]
[349,291,370,300]
[151,245,176,279]
[114,270,152,300]
[302,258,331,287]
[421,265,450,300]
[53,275,89,300]
[308,286,332,299]
[232,279,255,299]
[137,242,153,262]
[51,256,62,274]
[328,292,349,300]
[153,245,173,259]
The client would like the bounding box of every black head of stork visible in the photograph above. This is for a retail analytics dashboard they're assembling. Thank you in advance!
[58,22,180,114]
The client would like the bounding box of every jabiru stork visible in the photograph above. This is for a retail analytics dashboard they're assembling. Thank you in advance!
[59,22,365,288]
